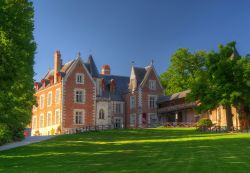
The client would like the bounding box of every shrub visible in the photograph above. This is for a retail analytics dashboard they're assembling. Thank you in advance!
[0,123,12,145]
[197,118,213,127]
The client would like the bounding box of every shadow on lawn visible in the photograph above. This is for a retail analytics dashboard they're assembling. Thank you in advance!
[0,129,250,173]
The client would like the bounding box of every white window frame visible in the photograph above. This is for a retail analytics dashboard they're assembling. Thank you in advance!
[47,91,52,107]
[130,96,135,109]
[55,88,60,104]
[40,114,44,128]
[74,89,85,104]
[32,116,37,129]
[76,73,84,84]
[74,109,85,125]
[40,94,45,109]
[47,111,52,127]
[148,95,157,109]
[149,80,156,90]
[130,114,136,127]
[55,109,60,125]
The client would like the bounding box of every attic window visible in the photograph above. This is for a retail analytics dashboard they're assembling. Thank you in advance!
[149,80,156,90]
[76,73,84,84]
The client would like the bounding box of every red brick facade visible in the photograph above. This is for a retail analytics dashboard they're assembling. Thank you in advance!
[124,65,164,128]
[62,59,95,130]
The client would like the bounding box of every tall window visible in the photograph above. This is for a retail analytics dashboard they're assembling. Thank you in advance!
[47,112,52,126]
[130,96,135,109]
[47,92,52,106]
[74,89,85,103]
[149,95,157,108]
[55,109,60,125]
[40,95,45,109]
[76,73,84,84]
[115,103,122,114]
[99,109,105,119]
[40,114,44,128]
[149,80,156,90]
[55,88,60,104]
[32,116,37,129]
[74,110,84,124]
[130,114,135,127]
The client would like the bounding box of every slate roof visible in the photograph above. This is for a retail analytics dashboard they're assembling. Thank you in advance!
[99,74,130,101]
[158,90,191,103]
[43,60,75,80]
[84,55,99,78]
[133,66,147,85]
[230,46,240,60]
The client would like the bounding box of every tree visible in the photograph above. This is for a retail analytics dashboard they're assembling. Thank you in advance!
[0,0,36,142]
[160,48,206,95]
[188,42,250,130]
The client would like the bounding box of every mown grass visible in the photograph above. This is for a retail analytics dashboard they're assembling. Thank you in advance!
[0,128,250,173]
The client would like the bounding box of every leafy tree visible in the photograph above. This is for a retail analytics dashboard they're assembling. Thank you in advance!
[188,42,250,130]
[160,48,206,95]
[0,0,36,143]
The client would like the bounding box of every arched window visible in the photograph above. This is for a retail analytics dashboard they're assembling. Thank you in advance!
[99,109,105,119]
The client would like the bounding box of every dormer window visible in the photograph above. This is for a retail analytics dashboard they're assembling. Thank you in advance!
[149,80,156,90]
[76,73,84,84]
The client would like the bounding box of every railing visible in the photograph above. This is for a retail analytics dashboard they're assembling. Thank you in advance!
[62,125,119,135]
[196,125,250,133]
[161,122,197,127]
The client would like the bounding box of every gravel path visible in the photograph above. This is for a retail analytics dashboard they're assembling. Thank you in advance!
[0,136,54,152]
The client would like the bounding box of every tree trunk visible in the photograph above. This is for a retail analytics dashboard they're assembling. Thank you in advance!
[225,105,233,131]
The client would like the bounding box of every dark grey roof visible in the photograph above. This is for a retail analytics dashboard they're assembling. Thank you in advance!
[84,55,99,77]
[230,46,240,60]
[43,60,75,81]
[99,74,130,101]
[134,66,146,85]
[158,90,191,103]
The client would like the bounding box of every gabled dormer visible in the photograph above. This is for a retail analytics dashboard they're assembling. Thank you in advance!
[140,63,164,92]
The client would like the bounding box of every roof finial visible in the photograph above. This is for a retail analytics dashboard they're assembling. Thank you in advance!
[151,59,154,66]
[77,52,81,58]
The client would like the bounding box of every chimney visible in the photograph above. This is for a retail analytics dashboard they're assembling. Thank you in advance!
[101,64,110,75]
[54,49,62,83]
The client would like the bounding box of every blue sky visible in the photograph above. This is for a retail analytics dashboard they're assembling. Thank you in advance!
[33,0,250,81]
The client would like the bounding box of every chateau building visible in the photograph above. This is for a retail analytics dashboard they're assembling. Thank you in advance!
[31,50,164,136]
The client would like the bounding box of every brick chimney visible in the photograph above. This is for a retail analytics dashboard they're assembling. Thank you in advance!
[101,64,110,75]
[54,49,62,83]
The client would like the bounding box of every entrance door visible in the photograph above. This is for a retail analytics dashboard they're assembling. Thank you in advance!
[142,113,147,125]
[178,112,183,122]
[115,119,121,128]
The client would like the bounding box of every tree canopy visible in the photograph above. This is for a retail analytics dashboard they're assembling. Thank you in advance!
[0,0,36,143]
[160,48,206,95]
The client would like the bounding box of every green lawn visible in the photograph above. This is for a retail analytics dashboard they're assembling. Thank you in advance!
[0,128,250,173]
